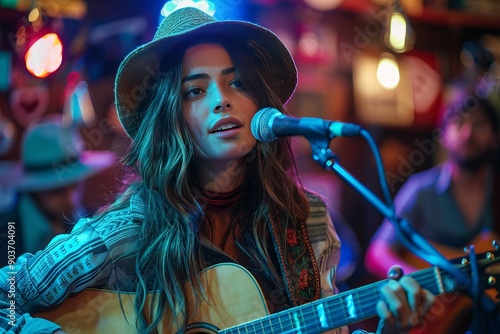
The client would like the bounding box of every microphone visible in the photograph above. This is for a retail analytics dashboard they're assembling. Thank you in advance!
[251,107,362,143]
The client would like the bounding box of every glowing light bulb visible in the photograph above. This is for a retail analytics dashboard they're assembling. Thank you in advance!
[161,0,215,17]
[377,56,400,90]
[25,33,63,78]
[302,0,343,11]
[389,12,407,51]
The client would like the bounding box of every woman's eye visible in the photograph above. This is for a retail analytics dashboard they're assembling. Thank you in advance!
[230,79,244,89]
[184,88,204,98]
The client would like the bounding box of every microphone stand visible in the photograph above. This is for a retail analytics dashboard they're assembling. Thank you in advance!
[306,139,494,332]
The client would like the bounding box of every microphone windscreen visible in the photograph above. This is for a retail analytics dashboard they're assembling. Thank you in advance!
[251,107,281,143]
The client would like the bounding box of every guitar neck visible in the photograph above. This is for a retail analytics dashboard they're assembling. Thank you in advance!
[220,266,445,334]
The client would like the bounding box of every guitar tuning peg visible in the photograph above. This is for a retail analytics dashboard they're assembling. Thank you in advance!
[492,240,499,250]
[488,276,497,287]
[463,244,475,253]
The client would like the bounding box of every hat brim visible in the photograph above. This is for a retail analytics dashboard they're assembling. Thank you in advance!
[115,16,297,137]
[0,151,116,192]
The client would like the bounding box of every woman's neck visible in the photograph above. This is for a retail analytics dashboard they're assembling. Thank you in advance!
[197,159,245,193]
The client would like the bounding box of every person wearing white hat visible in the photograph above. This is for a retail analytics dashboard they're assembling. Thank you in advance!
[0,7,433,334]
[0,116,115,258]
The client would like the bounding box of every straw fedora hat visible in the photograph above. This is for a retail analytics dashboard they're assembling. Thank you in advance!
[114,7,298,137]
[0,116,115,192]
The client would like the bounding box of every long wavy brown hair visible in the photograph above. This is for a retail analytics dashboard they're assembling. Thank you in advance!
[99,36,310,332]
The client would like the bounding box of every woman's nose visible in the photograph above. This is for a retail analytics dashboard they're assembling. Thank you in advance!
[215,101,232,112]
[212,87,232,113]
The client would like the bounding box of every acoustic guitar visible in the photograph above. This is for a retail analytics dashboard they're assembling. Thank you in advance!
[34,249,500,334]
[399,229,500,334]
[400,230,499,270]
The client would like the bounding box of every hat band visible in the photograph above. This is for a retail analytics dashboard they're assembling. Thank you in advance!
[23,155,80,173]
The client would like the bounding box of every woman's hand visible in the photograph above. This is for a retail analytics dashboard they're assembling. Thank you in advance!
[375,275,435,334]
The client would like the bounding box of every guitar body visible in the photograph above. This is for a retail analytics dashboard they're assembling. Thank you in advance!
[33,246,500,333]
[35,263,270,333]
[400,230,499,334]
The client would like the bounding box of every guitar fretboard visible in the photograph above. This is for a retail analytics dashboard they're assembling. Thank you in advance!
[220,266,444,333]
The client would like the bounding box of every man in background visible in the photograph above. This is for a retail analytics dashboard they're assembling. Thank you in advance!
[365,84,500,333]
[0,115,115,263]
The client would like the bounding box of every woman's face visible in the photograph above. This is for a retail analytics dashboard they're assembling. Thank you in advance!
[181,43,258,169]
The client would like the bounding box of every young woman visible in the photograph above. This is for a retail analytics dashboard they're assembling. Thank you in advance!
[0,7,434,334]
